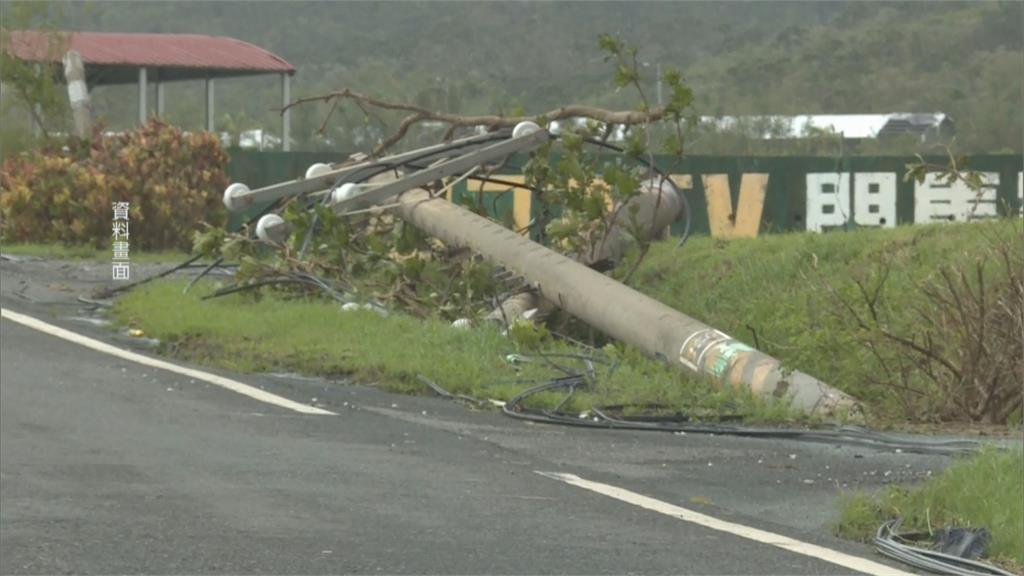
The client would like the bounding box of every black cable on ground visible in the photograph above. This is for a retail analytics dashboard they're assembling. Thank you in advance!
[201,275,334,301]
[199,271,353,304]
[289,272,353,304]
[183,257,223,295]
[179,263,238,269]
[416,356,980,457]
[200,278,311,300]
[416,374,490,407]
[874,519,1014,576]
[503,376,980,455]
[96,253,203,298]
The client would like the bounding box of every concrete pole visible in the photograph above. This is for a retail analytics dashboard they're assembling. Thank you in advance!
[32,103,42,137]
[138,67,148,125]
[281,73,291,151]
[592,177,681,264]
[487,179,682,324]
[391,188,859,417]
[204,77,215,133]
[29,64,42,137]
[63,50,92,138]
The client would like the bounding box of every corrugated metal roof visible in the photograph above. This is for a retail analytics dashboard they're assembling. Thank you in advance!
[700,113,949,139]
[5,30,294,74]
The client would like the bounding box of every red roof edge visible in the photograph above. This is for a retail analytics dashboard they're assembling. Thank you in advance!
[3,30,295,74]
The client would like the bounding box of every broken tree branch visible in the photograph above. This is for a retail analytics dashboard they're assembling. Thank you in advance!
[278,88,669,156]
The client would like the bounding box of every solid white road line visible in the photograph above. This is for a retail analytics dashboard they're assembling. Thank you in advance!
[1,308,336,416]
[536,471,913,576]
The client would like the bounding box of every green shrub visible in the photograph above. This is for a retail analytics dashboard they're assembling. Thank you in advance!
[1,118,227,250]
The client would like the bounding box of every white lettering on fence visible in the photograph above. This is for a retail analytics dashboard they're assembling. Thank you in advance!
[913,172,998,223]
[805,173,851,232]
[853,172,897,228]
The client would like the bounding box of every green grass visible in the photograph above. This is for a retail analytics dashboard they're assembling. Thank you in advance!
[1,242,189,263]
[835,448,1024,569]
[628,219,1023,420]
[110,218,1020,423]
[112,279,802,422]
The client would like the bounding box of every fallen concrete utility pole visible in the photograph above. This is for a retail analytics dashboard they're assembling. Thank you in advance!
[226,123,859,417]
[485,177,683,325]
[389,187,858,417]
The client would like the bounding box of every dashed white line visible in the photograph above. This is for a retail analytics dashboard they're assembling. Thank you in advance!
[536,471,913,576]
[1,307,336,416]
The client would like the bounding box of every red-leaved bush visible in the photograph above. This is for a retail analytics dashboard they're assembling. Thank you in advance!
[1,118,228,250]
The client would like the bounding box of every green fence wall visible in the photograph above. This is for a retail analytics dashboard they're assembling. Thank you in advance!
[225,150,1023,236]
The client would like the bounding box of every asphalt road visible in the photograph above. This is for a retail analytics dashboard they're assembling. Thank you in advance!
[0,257,953,574]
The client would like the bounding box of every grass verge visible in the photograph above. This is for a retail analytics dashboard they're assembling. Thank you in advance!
[1,242,189,263]
[112,279,801,422]
[835,448,1024,570]
[107,219,1022,424]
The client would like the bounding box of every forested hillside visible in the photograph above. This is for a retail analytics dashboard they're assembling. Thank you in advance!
[3,1,1021,153]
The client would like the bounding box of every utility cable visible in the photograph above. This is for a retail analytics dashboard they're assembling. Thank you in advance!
[874,519,1014,576]
[417,353,981,457]
[182,257,223,295]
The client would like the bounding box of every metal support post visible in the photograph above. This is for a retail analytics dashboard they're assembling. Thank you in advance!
[138,67,148,125]
[205,77,215,133]
[155,72,165,117]
[281,73,291,151]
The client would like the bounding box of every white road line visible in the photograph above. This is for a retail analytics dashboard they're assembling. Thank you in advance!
[536,471,913,576]
[1,308,336,416]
